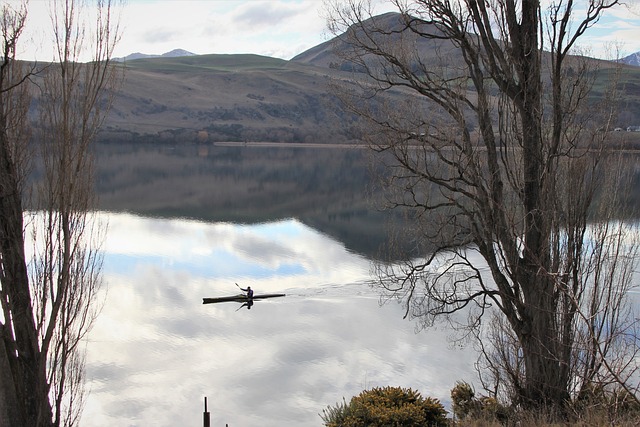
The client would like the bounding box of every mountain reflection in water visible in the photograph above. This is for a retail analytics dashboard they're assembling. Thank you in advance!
[93,141,409,260]
[82,212,475,426]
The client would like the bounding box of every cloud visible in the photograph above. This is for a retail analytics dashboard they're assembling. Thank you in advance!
[140,27,181,44]
[566,4,640,57]
[82,213,477,426]
[110,0,329,59]
[233,1,304,29]
[13,0,640,62]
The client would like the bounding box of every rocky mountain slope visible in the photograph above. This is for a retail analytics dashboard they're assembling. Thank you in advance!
[622,52,640,67]
[113,48,196,62]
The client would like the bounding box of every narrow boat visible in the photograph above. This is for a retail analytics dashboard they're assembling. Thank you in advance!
[202,293,286,304]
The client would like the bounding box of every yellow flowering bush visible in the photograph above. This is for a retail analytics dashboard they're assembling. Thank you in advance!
[321,386,448,427]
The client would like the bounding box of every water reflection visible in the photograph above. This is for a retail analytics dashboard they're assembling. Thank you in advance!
[91,142,405,259]
[82,212,476,426]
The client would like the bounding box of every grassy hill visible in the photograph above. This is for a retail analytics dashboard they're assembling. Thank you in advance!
[100,13,640,144]
[103,53,361,144]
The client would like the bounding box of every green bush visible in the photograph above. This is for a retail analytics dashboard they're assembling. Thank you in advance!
[321,386,448,427]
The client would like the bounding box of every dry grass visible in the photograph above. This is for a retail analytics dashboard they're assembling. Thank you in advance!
[454,409,640,427]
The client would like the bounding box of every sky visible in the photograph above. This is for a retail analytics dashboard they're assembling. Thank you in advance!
[11,0,640,62]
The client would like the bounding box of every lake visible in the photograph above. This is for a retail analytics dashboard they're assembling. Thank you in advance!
[80,142,477,426]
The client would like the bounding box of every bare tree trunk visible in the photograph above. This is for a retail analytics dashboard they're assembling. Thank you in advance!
[325,0,637,416]
[519,282,571,407]
[0,128,39,425]
[0,4,53,425]
[0,331,22,426]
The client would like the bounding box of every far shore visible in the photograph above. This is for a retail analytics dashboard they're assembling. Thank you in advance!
[211,139,640,153]
[213,141,370,149]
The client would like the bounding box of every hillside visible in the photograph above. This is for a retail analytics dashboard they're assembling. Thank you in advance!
[101,13,640,144]
[103,53,361,144]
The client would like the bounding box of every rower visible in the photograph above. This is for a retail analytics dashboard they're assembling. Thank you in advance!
[238,286,254,310]
[240,286,254,299]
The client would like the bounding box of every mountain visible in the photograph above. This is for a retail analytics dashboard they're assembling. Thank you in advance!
[161,49,196,58]
[99,13,640,144]
[101,13,461,144]
[621,51,640,67]
[292,12,454,71]
[113,48,196,62]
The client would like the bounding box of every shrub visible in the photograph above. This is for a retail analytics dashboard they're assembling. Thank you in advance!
[321,386,447,427]
[450,381,510,423]
[451,381,477,420]
[320,397,353,427]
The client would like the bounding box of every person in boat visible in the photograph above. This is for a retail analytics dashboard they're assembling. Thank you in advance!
[239,286,254,299]
[239,286,254,310]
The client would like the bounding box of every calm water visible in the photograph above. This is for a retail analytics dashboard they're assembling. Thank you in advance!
[77,142,639,426]
[67,142,477,426]
[81,213,475,426]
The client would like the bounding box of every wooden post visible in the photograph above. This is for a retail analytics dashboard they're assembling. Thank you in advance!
[203,396,210,427]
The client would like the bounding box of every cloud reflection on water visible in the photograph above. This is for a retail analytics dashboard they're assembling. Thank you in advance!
[82,212,475,426]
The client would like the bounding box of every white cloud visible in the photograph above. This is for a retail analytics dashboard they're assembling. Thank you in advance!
[113,0,328,58]
[12,0,640,61]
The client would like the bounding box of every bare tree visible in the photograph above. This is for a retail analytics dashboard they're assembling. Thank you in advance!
[0,3,42,425]
[0,1,120,426]
[325,0,639,415]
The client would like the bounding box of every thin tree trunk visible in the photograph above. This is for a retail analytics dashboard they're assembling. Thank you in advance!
[0,328,22,426]
[0,116,52,426]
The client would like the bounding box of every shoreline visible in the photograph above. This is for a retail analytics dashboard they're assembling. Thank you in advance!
[213,141,370,149]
